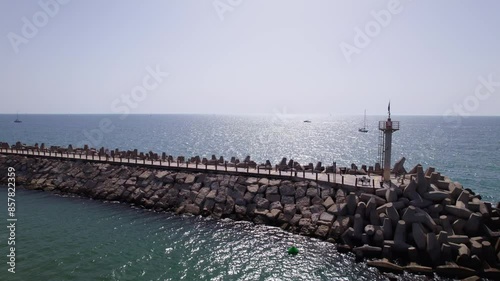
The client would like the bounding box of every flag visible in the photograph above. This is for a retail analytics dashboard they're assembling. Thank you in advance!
[388,101,391,113]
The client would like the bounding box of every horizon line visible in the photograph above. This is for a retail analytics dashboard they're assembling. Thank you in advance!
[1,113,500,117]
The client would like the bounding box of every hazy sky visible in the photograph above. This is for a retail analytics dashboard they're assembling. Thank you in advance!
[1,0,500,115]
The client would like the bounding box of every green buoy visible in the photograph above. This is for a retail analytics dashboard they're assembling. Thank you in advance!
[287,246,299,255]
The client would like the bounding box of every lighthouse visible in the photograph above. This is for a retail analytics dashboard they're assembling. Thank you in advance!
[378,102,399,182]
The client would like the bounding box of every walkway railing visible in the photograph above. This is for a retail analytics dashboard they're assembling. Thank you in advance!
[0,147,381,191]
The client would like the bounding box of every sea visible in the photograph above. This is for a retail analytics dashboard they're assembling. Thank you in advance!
[0,114,499,281]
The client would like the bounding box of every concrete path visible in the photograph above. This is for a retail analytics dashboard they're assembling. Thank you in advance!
[0,148,395,192]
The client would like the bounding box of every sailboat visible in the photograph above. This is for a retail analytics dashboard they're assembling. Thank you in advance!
[358,110,368,133]
[14,113,22,123]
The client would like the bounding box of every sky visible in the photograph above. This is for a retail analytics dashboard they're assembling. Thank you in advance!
[1,0,500,116]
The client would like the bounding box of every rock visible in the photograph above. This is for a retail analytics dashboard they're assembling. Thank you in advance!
[296,197,311,209]
[247,184,259,193]
[341,227,355,248]
[448,235,470,244]
[306,187,318,197]
[310,204,325,215]
[401,205,417,222]
[315,225,330,238]
[353,214,364,240]
[385,188,398,203]
[355,201,366,217]
[269,179,281,186]
[441,243,452,263]
[439,215,454,234]
[409,197,433,209]
[289,214,301,226]
[394,220,407,245]
[245,177,259,185]
[444,205,473,219]
[346,193,358,216]
[322,196,335,209]
[457,244,471,268]
[481,241,497,265]
[243,192,254,203]
[298,218,311,227]
[423,191,450,202]
[375,188,389,198]
[427,203,443,216]
[311,196,323,206]
[206,190,217,200]
[353,244,382,259]
[327,203,345,216]
[414,210,438,232]
[426,233,441,265]
[449,182,464,200]
[385,204,399,227]
[360,193,386,206]
[404,263,433,275]
[437,231,449,245]
[185,204,200,215]
[256,198,270,209]
[266,193,281,203]
[331,216,351,239]
[335,189,346,204]
[266,209,281,220]
[295,185,307,198]
[266,185,279,195]
[367,259,404,274]
[283,204,296,216]
[456,190,470,208]
[483,261,500,280]
[392,157,406,175]
[279,184,295,196]
[154,171,169,180]
[463,213,482,237]
[254,208,269,217]
[233,197,246,206]
[373,229,384,246]
[138,171,152,180]
[403,180,417,198]
[382,217,393,240]
[124,177,137,187]
[412,223,427,251]
[364,224,375,236]
[318,211,334,224]
[435,263,476,279]
[452,219,467,235]
[461,276,480,281]
[269,201,283,211]
[281,196,295,205]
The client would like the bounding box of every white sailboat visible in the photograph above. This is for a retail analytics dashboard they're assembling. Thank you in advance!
[358,110,368,133]
[14,112,22,123]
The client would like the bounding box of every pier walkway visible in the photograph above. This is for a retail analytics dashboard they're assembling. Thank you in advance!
[0,147,394,192]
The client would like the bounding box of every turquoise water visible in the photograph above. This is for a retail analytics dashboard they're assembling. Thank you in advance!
[0,114,498,280]
[0,189,398,281]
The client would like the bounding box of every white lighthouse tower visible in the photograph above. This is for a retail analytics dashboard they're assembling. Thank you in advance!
[378,102,399,182]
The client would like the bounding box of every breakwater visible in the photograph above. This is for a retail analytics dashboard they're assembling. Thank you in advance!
[1,143,499,279]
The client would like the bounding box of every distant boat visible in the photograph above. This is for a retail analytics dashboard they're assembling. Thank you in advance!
[14,113,22,123]
[358,110,368,133]
[303,120,311,123]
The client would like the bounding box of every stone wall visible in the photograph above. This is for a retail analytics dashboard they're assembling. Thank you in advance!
[0,154,499,279]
